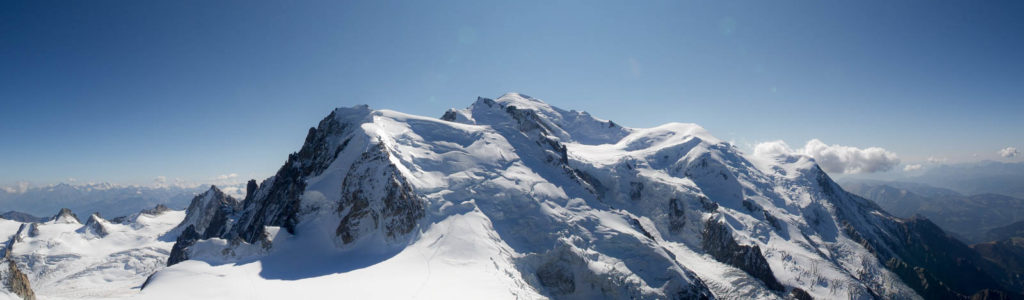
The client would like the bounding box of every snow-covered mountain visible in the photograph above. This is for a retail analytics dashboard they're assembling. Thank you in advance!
[1,206,183,300]
[3,93,1021,299]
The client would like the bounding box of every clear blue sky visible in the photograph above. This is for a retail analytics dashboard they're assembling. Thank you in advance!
[2,0,1022,186]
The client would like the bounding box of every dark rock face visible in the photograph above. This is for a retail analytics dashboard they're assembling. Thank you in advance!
[140,273,156,290]
[698,196,719,212]
[244,180,258,202]
[668,198,686,234]
[701,219,785,291]
[440,109,458,122]
[335,143,425,245]
[81,214,109,237]
[6,261,35,300]
[172,186,241,241]
[51,208,80,224]
[629,182,644,201]
[536,260,575,296]
[231,111,351,243]
[232,161,307,243]
[818,167,1023,299]
[141,204,170,216]
[167,225,200,266]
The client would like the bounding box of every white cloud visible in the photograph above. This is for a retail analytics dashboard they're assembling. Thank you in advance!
[1,181,32,194]
[1000,147,1019,158]
[753,139,900,174]
[215,173,239,180]
[903,164,923,172]
[752,140,794,158]
[154,176,167,184]
[927,156,948,164]
[802,139,900,174]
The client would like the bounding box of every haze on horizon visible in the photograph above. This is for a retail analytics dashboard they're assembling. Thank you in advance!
[2,0,1021,187]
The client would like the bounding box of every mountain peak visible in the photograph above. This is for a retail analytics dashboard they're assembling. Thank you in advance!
[140,94,1014,299]
[50,208,80,224]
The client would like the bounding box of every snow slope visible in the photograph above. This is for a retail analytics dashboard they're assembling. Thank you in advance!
[1,208,183,300]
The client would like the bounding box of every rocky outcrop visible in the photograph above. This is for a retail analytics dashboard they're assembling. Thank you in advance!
[231,110,353,243]
[335,143,424,245]
[5,261,35,300]
[1,225,36,300]
[668,198,687,234]
[167,225,200,266]
[141,204,171,216]
[80,213,109,237]
[243,180,258,202]
[171,186,241,240]
[50,208,80,224]
[701,219,784,291]
[440,109,458,122]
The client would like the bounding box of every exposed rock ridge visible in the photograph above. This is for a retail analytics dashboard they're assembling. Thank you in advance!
[701,219,785,291]
[817,167,1022,299]
[1,225,36,300]
[335,143,425,245]
[50,208,80,224]
[231,109,356,243]
[170,186,241,240]
[80,213,109,237]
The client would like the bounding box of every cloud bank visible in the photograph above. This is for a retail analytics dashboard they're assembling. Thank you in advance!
[753,139,900,174]
[215,173,239,180]
[1000,147,1019,158]
[903,164,923,172]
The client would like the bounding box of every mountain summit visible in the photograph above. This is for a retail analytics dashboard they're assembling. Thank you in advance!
[131,94,1021,299]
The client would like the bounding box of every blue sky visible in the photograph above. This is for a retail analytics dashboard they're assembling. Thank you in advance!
[2,0,1022,186]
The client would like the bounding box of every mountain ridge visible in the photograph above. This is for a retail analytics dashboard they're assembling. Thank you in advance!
[144,93,1020,299]
[4,93,1019,299]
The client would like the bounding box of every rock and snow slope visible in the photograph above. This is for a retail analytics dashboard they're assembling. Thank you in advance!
[1,207,183,300]
[3,93,1020,299]
[137,93,1018,299]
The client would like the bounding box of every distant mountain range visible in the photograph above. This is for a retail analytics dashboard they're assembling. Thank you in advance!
[905,161,1024,199]
[840,179,1024,244]
[0,183,246,219]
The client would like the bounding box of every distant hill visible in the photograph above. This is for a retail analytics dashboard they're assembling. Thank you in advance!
[984,220,1024,243]
[909,161,1024,199]
[841,180,1024,243]
[0,211,46,223]
[973,238,1024,274]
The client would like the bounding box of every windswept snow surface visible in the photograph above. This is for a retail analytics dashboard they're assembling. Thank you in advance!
[1,210,183,300]
[140,209,539,299]
[15,93,925,299]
